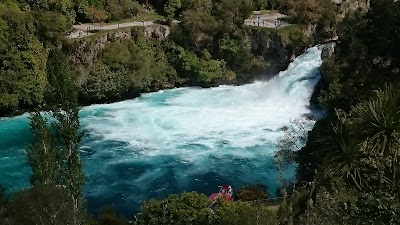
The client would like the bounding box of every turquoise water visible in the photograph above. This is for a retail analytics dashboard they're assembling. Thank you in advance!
[0,46,323,216]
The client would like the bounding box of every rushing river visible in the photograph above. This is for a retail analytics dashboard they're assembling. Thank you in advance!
[0,46,323,216]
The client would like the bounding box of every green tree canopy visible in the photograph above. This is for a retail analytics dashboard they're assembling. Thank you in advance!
[0,3,47,115]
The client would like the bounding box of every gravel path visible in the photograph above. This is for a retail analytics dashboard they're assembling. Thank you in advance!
[67,21,157,39]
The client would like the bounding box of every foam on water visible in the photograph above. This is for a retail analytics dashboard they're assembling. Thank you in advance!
[0,46,323,216]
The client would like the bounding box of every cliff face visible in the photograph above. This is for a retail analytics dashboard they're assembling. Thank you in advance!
[247,25,314,76]
[249,29,291,74]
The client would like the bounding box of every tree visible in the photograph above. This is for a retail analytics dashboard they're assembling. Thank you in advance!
[26,49,85,224]
[26,112,60,186]
[0,3,47,115]
[25,0,74,21]
[47,49,85,223]
[34,11,70,47]
[85,7,108,23]
[177,9,218,50]
[164,0,181,24]
[4,185,76,225]
[181,0,212,11]
[105,0,142,21]
[280,0,336,25]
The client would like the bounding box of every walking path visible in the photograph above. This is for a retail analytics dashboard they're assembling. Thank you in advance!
[67,21,155,39]
[67,11,288,39]
[67,20,161,39]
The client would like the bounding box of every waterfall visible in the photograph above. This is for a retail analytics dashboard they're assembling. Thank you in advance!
[0,46,323,216]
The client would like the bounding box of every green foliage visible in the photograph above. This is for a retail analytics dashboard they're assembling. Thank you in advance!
[85,6,108,23]
[164,0,181,23]
[280,0,334,25]
[34,11,70,47]
[317,1,400,111]
[212,0,254,26]
[294,187,357,225]
[293,86,400,224]
[279,0,338,40]
[171,0,264,80]
[4,185,76,225]
[355,190,400,225]
[181,0,212,12]
[24,0,75,23]
[46,49,79,109]
[319,118,365,190]
[0,3,47,115]
[317,58,343,109]
[274,24,313,54]
[164,43,234,86]
[293,4,400,217]
[316,86,400,190]
[217,36,256,73]
[26,112,59,186]
[26,49,85,224]
[83,63,125,101]
[235,184,269,201]
[314,0,338,39]
[175,9,218,50]
[298,2,400,206]
[100,39,174,89]
[74,0,143,22]
[213,200,277,225]
[79,37,177,102]
[105,0,141,21]
[135,191,277,225]
[135,192,213,225]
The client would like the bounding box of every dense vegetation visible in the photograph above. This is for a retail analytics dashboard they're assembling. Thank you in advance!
[3,0,400,224]
[274,1,400,224]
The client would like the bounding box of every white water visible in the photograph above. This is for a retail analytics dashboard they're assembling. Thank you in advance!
[0,46,323,216]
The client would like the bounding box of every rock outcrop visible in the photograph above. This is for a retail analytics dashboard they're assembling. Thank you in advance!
[247,25,314,76]
[321,43,336,60]
[68,25,170,67]
[144,25,170,40]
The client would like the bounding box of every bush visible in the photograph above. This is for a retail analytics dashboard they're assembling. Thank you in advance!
[135,192,213,225]
[4,185,76,225]
[235,184,269,201]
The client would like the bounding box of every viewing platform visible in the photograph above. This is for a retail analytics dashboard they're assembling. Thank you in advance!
[244,11,290,29]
